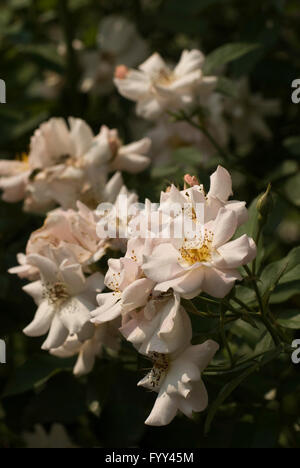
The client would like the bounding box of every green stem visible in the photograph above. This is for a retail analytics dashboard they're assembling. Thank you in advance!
[59,0,80,114]
[231,296,255,314]
[243,265,281,346]
[243,265,263,312]
[205,344,285,376]
[186,299,236,319]
[220,305,235,368]
[252,222,263,275]
[180,111,231,162]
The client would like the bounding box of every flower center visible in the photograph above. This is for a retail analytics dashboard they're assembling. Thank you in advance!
[107,272,122,295]
[15,153,30,170]
[43,281,69,305]
[155,69,175,87]
[179,228,214,266]
[148,352,170,389]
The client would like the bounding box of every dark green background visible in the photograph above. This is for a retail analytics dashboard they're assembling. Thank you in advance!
[0,0,299,448]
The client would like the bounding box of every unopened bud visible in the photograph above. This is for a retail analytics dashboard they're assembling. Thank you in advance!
[257,183,273,223]
[114,65,129,80]
[184,174,199,188]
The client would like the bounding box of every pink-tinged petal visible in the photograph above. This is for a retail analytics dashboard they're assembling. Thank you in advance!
[58,296,94,336]
[174,50,205,76]
[202,266,241,298]
[114,70,150,100]
[73,341,97,376]
[9,263,39,281]
[41,314,69,350]
[205,196,223,222]
[50,336,80,358]
[26,254,58,284]
[92,301,122,323]
[212,208,238,248]
[126,238,153,265]
[182,340,220,372]
[68,118,94,158]
[157,70,202,95]
[59,261,86,296]
[23,301,55,337]
[139,52,168,75]
[0,172,29,202]
[30,118,72,167]
[112,153,150,174]
[85,133,111,166]
[177,380,208,416]
[155,268,204,300]
[247,237,257,263]
[165,360,200,395]
[160,184,185,207]
[9,253,39,281]
[121,278,154,312]
[158,304,192,351]
[91,292,122,323]
[136,96,163,120]
[122,295,192,355]
[225,200,248,227]
[22,281,44,305]
[144,390,178,427]
[77,321,95,343]
[209,165,233,202]
[119,138,152,156]
[215,234,257,269]
[106,256,139,291]
[103,171,123,203]
[143,243,183,284]
[0,160,28,176]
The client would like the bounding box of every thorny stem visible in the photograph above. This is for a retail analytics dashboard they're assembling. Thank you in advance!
[243,265,281,346]
[231,296,255,313]
[204,343,286,375]
[186,299,236,320]
[220,305,235,368]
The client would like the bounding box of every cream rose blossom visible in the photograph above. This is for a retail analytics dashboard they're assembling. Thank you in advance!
[138,339,219,426]
[114,50,217,120]
[23,248,104,350]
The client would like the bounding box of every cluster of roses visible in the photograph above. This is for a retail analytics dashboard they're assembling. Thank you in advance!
[38,18,280,163]
[0,48,257,426]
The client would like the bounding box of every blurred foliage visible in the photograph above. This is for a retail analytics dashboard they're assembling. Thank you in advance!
[0,0,300,448]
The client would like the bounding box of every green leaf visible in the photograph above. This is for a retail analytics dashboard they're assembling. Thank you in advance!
[216,76,239,97]
[254,330,275,356]
[277,310,300,329]
[205,347,282,433]
[260,246,300,303]
[18,45,65,73]
[203,42,261,74]
[231,319,263,348]
[235,195,260,239]
[3,354,75,397]
[151,164,179,178]
[172,146,202,165]
[205,364,258,434]
[23,372,86,425]
[234,285,257,306]
[9,112,49,141]
[284,173,300,207]
[283,136,300,157]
